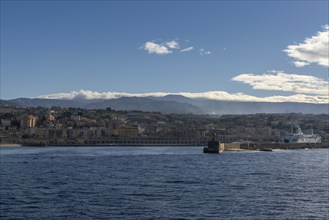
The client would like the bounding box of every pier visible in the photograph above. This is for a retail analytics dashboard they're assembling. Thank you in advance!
[236,142,329,151]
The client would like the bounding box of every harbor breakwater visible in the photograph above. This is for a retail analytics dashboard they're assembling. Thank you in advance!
[236,142,329,151]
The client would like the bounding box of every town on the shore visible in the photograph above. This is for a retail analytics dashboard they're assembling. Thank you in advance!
[0,105,328,149]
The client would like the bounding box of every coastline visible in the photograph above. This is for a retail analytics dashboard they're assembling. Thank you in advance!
[1,142,328,153]
[0,144,22,147]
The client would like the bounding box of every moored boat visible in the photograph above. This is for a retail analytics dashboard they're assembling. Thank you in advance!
[283,125,322,144]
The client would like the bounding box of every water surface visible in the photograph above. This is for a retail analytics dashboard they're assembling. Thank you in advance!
[1,146,328,219]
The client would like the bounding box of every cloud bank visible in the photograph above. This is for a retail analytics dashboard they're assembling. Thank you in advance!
[232,70,328,96]
[37,89,328,104]
[284,25,329,67]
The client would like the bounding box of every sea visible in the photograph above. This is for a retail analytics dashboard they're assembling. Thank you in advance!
[0,146,328,219]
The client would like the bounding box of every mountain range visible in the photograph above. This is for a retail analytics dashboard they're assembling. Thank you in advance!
[1,95,328,115]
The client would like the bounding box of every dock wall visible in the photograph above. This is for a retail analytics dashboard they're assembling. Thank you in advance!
[239,142,329,150]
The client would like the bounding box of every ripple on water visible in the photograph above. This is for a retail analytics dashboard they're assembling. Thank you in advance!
[0,147,328,219]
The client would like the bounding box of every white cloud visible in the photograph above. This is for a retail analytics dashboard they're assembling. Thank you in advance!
[142,39,214,56]
[142,40,182,55]
[178,91,328,104]
[143,42,172,55]
[38,89,328,104]
[166,40,180,49]
[293,61,310,67]
[232,70,328,96]
[199,48,211,55]
[180,46,194,52]
[39,89,169,100]
[284,25,329,67]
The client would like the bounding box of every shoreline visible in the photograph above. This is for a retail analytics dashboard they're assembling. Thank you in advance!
[1,143,328,153]
[0,144,22,147]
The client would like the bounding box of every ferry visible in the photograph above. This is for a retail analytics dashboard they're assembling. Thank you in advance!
[283,125,322,144]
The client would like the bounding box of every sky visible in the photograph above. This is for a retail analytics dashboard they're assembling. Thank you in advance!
[1,0,328,103]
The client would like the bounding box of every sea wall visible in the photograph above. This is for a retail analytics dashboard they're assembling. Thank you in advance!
[239,142,329,150]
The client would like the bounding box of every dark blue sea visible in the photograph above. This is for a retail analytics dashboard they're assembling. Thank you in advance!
[0,146,328,219]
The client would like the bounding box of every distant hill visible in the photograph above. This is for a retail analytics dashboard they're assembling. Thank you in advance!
[149,95,328,114]
[3,96,328,115]
[83,97,203,114]
[8,98,82,108]
[151,95,196,104]
[0,99,21,108]
[193,100,328,115]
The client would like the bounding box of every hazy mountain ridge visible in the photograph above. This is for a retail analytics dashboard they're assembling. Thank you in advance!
[8,98,82,108]
[0,99,22,108]
[84,97,203,114]
[154,95,328,114]
[2,96,328,114]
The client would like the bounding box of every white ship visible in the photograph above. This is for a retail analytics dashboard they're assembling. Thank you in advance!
[283,125,322,143]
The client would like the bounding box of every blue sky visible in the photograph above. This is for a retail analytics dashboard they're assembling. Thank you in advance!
[1,1,328,103]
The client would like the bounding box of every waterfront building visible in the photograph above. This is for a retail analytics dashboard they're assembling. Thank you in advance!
[113,124,139,137]
[28,115,37,128]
